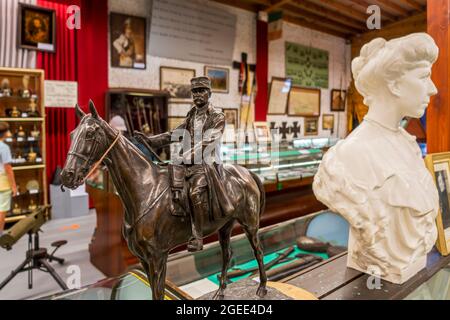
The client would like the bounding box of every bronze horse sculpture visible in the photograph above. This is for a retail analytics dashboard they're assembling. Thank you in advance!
[60,101,268,300]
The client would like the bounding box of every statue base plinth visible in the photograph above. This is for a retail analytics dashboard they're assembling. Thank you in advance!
[198,278,317,300]
[347,230,427,284]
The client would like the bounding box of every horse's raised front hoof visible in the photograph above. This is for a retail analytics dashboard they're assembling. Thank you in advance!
[212,289,225,300]
[256,285,268,298]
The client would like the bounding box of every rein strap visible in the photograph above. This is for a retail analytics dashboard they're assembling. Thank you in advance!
[83,132,121,183]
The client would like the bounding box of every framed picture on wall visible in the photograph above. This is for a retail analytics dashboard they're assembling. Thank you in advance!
[322,114,335,131]
[222,108,238,128]
[160,67,196,103]
[288,86,321,117]
[330,89,346,112]
[425,153,450,256]
[205,66,229,93]
[18,3,56,52]
[110,13,147,69]
[304,117,319,136]
[253,122,272,143]
[267,77,292,115]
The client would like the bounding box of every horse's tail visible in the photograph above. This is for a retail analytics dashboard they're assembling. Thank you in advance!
[249,171,266,218]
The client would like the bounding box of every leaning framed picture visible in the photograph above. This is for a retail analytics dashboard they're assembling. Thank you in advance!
[205,66,229,93]
[160,67,196,103]
[110,13,147,69]
[425,152,450,256]
[18,3,56,52]
[330,89,346,112]
[222,108,239,128]
[288,86,321,117]
[322,114,335,131]
[304,117,319,136]
[267,77,292,115]
[253,122,272,143]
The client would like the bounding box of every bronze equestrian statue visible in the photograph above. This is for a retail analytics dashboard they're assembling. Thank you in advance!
[60,80,268,300]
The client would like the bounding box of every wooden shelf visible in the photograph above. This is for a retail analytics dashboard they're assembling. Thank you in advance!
[0,117,44,122]
[12,164,45,171]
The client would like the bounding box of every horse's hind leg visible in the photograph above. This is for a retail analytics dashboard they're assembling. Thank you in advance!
[212,219,235,300]
[242,224,267,298]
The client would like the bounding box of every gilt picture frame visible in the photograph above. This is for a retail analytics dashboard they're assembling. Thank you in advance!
[204,66,229,93]
[288,86,321,117]
[18,3,56,52]
[304,117,319,136]
[160,67,196,103]
[425,152,450,256]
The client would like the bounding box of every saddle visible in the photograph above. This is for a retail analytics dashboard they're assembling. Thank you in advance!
[168,164,190,217]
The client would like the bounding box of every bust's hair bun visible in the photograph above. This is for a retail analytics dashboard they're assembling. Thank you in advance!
[352,38,386,80]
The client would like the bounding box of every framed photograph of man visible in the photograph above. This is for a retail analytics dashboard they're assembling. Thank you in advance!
[110,13,147,69]
[253,122,271,143]
[330,89,346,112]
[222,108,238,128]
[425,152,450,256]
[160,67,196,103]
[288,86,321,117]
[205,66,229,93]
[304,117,319,136]
[18,3,56,52]
[322,114,335,131]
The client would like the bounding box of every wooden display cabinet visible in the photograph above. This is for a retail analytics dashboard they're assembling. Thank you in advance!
[0,68,48,225]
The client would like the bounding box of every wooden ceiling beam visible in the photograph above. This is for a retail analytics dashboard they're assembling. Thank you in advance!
[372,0,410,16]
[346,0,397,22]
[283,4,361,34]
[283,14,350,39]
[397,0,425,11]
[307,0,370,22]
[210,0,260,12]
[290,0,366,30]
[264,0,292,12]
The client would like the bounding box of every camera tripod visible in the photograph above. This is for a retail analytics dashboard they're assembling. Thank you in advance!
[0,230,69,291]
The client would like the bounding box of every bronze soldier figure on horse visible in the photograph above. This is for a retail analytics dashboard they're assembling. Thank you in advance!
[60,78,267,300]
[135,77,234,251]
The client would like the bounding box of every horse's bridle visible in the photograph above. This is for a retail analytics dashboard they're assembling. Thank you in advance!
[67,131,121,184]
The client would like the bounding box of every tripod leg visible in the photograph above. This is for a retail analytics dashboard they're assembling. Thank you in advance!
[0,257,31,290]
[48,256,65,265]
[39,259,68,290]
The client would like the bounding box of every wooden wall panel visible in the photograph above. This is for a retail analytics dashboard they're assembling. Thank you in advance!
[427,0,450,153]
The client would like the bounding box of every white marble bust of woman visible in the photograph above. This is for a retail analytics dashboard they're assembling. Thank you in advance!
[313,33,439,284]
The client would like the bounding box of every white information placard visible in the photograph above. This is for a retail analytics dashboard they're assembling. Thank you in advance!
[44,80,78,108]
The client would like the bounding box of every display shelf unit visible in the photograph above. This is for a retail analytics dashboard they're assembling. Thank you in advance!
[0,67,48,225]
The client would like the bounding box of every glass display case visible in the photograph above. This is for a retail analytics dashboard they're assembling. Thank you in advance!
[221,137,339,191]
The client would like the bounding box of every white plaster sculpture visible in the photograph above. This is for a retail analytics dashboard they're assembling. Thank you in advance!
[313,33,440,284]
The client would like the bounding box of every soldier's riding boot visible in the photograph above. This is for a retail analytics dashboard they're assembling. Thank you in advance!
[187,202,206,252]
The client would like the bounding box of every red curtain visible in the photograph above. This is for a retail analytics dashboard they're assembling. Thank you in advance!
[36,0,79,183]
[255,18,268,121]
[36,0,108,183]
[77,0,108,118]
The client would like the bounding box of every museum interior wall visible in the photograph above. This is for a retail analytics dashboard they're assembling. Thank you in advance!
[268,21,351,138]
[108,0,257,119]
[108,0,349,139]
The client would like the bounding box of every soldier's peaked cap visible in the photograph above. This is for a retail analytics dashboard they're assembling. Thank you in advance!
[191,77,211,90]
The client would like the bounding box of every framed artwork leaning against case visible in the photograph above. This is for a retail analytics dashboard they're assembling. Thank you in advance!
[425,152,450,256]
